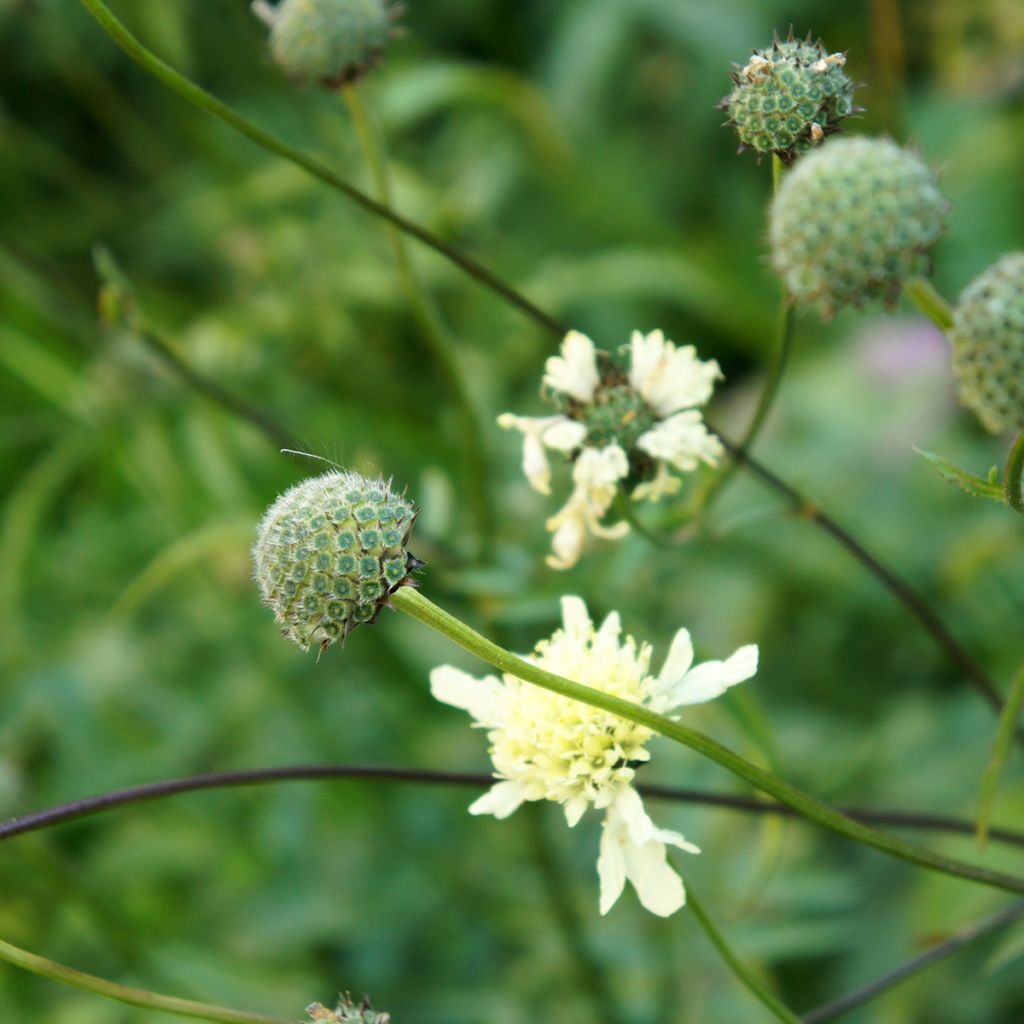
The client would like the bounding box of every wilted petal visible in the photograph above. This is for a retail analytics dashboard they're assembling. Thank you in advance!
[629,331,722,417]
[637,412,724,472]
[542,418,588,452]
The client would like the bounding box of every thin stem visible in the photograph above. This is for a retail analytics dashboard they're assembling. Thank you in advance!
[77,0,565,338]
[341,84,494,553]
[686,884,801,1024]
[139,327,298,451]
[392,587,1024,897]
[0,938,289,1024]
[5,765,1024,850]
[525,808,624,1021]
[801,900,1024,1023]
[903,277,954,331]
[771,153,785,193]
[1004,430,1024,515]
[976,666,1024,849]
[714,430,1021,745]
[614,489,674,547]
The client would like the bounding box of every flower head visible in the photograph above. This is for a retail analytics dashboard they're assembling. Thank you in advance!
[500,330,723,569]
[307,993,390,1023]
[253,470,422,653]
[431,597,758,916]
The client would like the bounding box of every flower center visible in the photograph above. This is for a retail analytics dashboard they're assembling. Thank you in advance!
[579,382,659,451]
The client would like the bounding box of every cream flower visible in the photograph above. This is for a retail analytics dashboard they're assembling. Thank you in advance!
[500,329,724,569]
[430,597,758,917]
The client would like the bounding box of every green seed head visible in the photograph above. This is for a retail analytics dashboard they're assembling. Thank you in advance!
[307,994,391,1024]
[254,470,420,653]
[769,137,949,318]
[264,0,398,86]
[721,32,856,162]
[949,253,1024,434]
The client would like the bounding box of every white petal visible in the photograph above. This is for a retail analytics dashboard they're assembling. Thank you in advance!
[564,795,589,827]
[650,825,701,856]
[595,610,622,645]
[628,331,722,418]
[637,412,724,472]
[542,418,588,452]
[545,514,585,571]
[469,780,527,819]
[597,819,627,915]
[543,330,600,402]
[622,834,687,917]
[497,413,567,495]
[658,628,694,687]
[429,666,506,727]
[668,644,759,708]
[631,462,681,503]
[611,785,655,847]
[560,596,592,641]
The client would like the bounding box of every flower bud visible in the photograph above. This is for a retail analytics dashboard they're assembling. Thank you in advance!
[769,137,949,317]
[307,994,391,1023]
[261,0,400,87]
[950,253,1024,434]
[254,470,420,653]
[721,32,856,162]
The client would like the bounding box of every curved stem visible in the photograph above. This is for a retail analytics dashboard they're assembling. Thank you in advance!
[0,938,289,1024]
[1004,430,1024,515]
[77,0,565,338]
[686,884,801,1024]
[4,764,1024,850]
[392,588,1024,897]
[713,429,1021,746]
[903,277,954,331]
[801,900,1024,1023]
[341,85,494,553]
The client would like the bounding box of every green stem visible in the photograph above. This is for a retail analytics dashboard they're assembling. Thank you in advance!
[903,277,954,331]
[0,938,289,1024]
[76,0,564,338]
[685,885,801,1024]
[1004,430,1024,515]
[976,666,1024,849]
[341,85,494,554]
[614,489,674,547]
[771,153,785,193]
[392,587,1024,897]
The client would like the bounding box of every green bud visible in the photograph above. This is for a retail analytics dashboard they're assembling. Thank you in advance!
[721,31,856,162]
[260,0,400,87]
[307,994,391,1023]
[769,137,949,318]
[949,253,1024,434]
[254,470,421,653]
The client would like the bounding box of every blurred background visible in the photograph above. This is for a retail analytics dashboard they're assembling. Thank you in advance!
[1,0,1023,1020]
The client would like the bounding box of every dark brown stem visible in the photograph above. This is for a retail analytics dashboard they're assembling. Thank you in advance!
[714,431,1020,745]
[4,764,1024,850]
[801,900,1024,1022]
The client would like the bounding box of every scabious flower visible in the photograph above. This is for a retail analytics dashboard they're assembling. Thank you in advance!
[430,597,758,917]
[307,994,391,1023]
[499,330,724,569]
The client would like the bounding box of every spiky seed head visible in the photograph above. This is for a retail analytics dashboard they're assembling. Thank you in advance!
[769,137,949,318]
[721,32,856,162]
[949,253,1024,434]
[307,994,391,1023]
[265,0,398,87]
[254,470,420,653]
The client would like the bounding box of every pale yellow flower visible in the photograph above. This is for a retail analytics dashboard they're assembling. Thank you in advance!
[431,597,758,916]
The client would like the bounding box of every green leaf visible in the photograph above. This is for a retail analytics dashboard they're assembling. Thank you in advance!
[915,448,1006,501]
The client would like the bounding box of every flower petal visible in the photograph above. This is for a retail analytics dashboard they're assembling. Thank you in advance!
[560,596,593,641]
[611,784,655,847]
[637,412,724,472]
[543,330,600,402]
[429,666,506,727]
[621,833,688,917]
[542,418,588,452]
[666,644,759,708]
[597,818,627,915]
[564,795,589,828]
[469,780,527,819]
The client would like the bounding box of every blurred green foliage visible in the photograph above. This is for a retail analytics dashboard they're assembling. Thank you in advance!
[1,0,1023,1021]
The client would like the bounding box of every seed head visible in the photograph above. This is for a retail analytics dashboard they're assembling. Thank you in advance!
[307,993,391,1023]
[254,470,421,654]
[259,0,401,87]
[949,253,1024,434]
[721,31,856,162]
[769,136,949,317]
